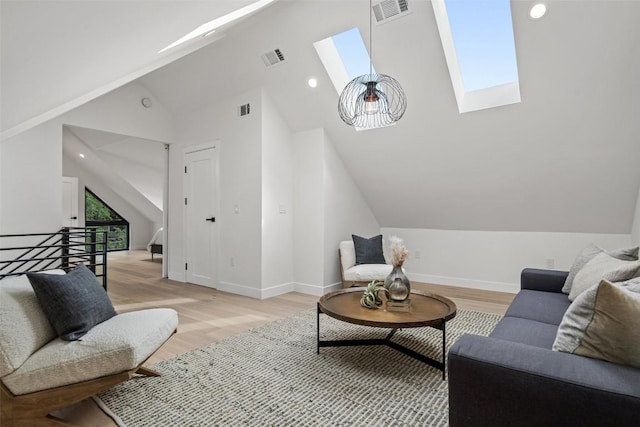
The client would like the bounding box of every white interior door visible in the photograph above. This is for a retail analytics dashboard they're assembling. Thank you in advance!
[61,177,79,228]
[184,146,218,288]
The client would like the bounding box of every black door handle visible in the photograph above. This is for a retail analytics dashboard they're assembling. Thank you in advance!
[205,217,216,222]
[70,216,78,220]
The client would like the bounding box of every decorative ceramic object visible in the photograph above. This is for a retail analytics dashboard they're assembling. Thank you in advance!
[388,277,409,301]
[384,266,411,299]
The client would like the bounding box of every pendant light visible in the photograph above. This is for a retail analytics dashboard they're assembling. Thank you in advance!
[338,0,407,128]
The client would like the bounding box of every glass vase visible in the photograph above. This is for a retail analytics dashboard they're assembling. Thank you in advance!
[384,265,410,301]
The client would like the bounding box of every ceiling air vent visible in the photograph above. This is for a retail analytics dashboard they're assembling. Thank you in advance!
[238,103,251,117]
[261,48,285,68]
[373,0,411,24]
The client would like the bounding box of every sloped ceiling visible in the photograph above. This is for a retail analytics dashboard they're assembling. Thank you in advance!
[63,126,163,222]
[0,0,271,137]
[3,1,640,234]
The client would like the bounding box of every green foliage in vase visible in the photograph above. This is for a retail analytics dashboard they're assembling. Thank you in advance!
[360,280,386,309]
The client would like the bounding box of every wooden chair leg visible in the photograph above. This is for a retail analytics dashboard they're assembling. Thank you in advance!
[136,366,161,377]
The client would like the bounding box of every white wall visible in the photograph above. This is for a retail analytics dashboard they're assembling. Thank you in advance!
[96,148,164,210]
[293,129,325,290]
[261,92,294,297]
[292,128,380,295]
[323,131,380,286]
[63,154,154,250]
[62,83,174,144]
[0,82,174,240]
[632,186,640,246]
[383,228,633,293]
[1,121,62,235]
[172,89,263,294]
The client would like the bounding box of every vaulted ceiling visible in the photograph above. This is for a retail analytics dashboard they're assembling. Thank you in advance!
[3,0,640,234]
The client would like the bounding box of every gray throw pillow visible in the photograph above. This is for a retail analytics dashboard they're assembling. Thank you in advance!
[568,252,640,301]
[352,234,386,265]
[27,264,116,341]
[562,243,639,294]
[553,278,640,368]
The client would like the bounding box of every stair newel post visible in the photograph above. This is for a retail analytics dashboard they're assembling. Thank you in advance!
[61,227,70,271]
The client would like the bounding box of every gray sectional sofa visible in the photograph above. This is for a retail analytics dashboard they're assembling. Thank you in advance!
[448,268,640,427]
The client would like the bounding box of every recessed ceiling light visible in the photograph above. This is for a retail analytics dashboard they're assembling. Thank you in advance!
[530,3,547,19]
[308,78,318,88]
[79,153,85,158]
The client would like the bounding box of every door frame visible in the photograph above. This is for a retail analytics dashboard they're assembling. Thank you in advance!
[183,141,220,287]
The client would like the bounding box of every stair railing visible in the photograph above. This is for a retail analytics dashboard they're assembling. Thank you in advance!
[0,227,108,289]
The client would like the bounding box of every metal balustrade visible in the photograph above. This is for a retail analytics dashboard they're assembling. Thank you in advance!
[0,227,108,289]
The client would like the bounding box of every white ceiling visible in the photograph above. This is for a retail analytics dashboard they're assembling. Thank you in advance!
[3,0,640,234]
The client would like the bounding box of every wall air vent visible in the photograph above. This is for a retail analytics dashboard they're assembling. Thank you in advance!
[373,0,411,24]
[261,48,285,68]
[238,103,251,117]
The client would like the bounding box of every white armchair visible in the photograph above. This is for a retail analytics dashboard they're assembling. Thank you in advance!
[339,240,393,288]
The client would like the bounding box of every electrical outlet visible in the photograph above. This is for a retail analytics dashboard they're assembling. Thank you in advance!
[234,205,239,214]
[545,258,555,269]
[414,251,421,260]
[230,257,235,267]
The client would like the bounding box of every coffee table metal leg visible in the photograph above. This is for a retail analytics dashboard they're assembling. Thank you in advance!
[442,318,446,380]
[317,303,321,355]
[316,316,448,380]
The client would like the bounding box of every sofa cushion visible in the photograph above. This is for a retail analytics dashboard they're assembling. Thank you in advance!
[2,308,178,395]
[352,234,386,265]
[27,264,117,341]
[553,279,640,368]
[505,290,571,326]
[343,264,393,282]
[0,271,65,377]
[490,317,559,349]
[562,243,639,294]
[568,252,640,301]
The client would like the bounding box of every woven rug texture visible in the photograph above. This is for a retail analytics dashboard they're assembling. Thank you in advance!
[99,308,501,426]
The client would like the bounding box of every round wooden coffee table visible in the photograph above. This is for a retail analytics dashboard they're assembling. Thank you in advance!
[317,287,457,379]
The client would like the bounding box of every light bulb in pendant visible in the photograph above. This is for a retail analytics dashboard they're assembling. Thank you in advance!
[365,100,379,114]
[363,81,379,115]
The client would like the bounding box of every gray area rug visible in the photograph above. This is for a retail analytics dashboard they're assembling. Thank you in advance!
[99,308,501,426]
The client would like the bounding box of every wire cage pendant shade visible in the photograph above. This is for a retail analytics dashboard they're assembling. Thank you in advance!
[338,0,407,129]
[338,73,407,128]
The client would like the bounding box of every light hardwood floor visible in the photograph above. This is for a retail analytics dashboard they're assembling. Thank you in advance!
[54,250,515,426]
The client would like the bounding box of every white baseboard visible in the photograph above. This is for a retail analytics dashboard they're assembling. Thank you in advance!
[217,281,262,299]
[168,271,186,282]
[261,282,295,299]
[408,272,519,294]
[294,281,342,297]
[217,281,341,299]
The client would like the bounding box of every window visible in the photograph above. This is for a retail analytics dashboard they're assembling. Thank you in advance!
[432,0,521,113]
[85,188,129,252]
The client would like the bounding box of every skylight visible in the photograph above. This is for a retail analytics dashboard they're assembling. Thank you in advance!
[159,0,276,53]
[315,27,395,131]
[432,0,521,113]
[313,27,374,95]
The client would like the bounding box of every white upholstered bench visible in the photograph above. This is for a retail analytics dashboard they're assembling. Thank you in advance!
[339,240,393,288]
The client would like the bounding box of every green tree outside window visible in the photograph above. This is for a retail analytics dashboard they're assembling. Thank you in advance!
[85,188,129,251]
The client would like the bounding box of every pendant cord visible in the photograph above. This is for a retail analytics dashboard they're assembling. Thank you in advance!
[369,0,372,77]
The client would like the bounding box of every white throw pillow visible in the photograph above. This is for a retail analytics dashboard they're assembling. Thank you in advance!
[562,243,639,294]
[568,252,640,301]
